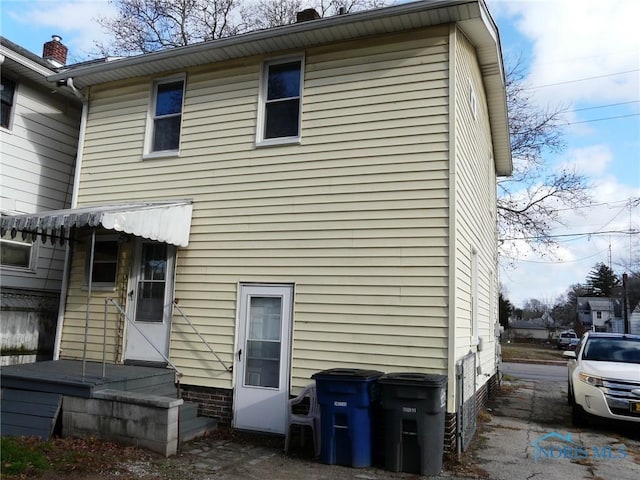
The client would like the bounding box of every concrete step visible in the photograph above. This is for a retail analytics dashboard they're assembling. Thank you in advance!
[178,402,218,444]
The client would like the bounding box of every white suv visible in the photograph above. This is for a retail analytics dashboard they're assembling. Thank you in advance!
[564,332,640,426]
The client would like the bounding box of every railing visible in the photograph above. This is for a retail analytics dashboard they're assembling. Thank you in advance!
[102,298,182,379]
[87,297,229,381]
[173,299,232,373]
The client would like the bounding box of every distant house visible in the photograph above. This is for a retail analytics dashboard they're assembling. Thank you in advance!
[577,297,622,332]
[629,303,640,335]
[0,36,82,363]
[508,318,550,341]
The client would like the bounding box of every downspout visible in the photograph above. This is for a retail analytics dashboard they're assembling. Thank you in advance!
[53,78,88,360]
[447,24,460,458]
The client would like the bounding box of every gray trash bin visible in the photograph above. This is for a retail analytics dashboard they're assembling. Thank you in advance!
[378,372,447,476]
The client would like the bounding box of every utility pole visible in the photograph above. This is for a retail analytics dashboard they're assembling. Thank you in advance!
[622,273,629,334]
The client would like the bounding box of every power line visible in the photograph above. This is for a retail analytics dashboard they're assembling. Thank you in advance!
[564,113,639,125]
[562,100,640,114]
[501,229,639,241]
[527,68,640,89]
[501,249,607,265]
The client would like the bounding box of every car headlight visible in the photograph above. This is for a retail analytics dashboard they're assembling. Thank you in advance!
[578,372,604,387]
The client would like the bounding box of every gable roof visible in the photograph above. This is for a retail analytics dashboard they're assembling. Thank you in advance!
[47,0,511,175]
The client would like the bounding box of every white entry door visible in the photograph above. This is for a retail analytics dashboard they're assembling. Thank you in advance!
[124,240,175,364]
[233,284,293,434]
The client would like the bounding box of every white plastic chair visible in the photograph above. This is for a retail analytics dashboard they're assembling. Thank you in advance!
[284,383,321,457]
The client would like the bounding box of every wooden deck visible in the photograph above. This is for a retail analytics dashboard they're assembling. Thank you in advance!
[0,359,178,398]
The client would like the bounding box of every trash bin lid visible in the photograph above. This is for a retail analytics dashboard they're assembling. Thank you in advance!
[312,368,384,381]
[378,372,447,387]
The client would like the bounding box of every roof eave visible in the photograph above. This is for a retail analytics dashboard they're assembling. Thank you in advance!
[47,0,512,174]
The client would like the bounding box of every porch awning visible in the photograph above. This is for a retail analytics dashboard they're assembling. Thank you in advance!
[1,200,193,247]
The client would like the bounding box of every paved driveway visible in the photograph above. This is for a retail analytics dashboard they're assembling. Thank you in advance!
[474,365,640,480]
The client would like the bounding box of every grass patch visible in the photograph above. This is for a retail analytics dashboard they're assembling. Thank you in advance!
[0,436,156,479]
[501,342,566,362]
[1,437,49,476]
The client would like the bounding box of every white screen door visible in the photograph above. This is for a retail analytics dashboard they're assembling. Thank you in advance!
[233,284,293,434]
[124,240,175,363]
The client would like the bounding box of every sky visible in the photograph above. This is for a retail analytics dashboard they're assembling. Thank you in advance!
[1,0,639,309]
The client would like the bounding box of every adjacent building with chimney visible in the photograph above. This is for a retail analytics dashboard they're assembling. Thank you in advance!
[0,36,81,364]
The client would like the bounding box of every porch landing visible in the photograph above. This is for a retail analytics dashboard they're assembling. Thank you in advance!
[0,359,177,398]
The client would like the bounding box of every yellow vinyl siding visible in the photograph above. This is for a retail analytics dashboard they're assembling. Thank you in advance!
[62,29,451,389]
[452,30,499,385]
[59,233,132,361]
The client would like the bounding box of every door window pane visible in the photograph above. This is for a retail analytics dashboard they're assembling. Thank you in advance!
[245,296,282,388]
[135,243,167,322]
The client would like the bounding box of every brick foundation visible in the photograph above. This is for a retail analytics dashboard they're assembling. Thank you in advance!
[179,384,233,426]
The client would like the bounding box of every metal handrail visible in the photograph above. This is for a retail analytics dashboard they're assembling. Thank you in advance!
[106,298,182,378]
[173,299,232,373]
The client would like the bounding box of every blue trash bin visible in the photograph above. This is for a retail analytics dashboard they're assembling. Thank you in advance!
[312,368,383,468]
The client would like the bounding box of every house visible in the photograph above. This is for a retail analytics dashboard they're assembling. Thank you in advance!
[630,303,640,335]
[0,0,511,454]
[0,36,82,364]
[507,318,551,341]
[577,296,622,332]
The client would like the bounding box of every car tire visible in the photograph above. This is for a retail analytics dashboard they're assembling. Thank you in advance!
[571,402,588,427]
[567,381,574,405]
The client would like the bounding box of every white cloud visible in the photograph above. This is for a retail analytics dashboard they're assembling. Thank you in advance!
[558,145,613,178]
[5,0,115,59]
[498,0,640,106]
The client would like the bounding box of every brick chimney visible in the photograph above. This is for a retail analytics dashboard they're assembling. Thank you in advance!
[42,35,68,67]
[296,8,321,23]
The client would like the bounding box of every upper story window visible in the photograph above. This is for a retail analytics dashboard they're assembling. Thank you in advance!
[145,76,185,156]
[257,57,303,146]
[1,76,17,129]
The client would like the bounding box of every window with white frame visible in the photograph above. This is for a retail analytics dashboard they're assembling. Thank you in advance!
[1,75,17,129]
[1,231,35,271]
[147,76,185,155]
[84,236,119,289]
[258,58,303,144]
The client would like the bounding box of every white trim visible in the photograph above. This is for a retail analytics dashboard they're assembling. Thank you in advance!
[144,73,186,156]
[256,55,304,145]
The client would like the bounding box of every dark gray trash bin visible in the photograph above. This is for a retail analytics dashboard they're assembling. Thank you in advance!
[378,372,447,476]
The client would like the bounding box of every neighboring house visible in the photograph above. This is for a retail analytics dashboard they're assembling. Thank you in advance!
[577,296,621,332]
[0,0,511,453]
[0,36,82,363]
[507,319,550,341]
[630,303,640,335]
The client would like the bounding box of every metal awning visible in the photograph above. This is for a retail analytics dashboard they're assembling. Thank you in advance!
[1,200,193,247]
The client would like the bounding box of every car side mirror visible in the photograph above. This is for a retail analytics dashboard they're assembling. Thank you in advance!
[563,351,576,359]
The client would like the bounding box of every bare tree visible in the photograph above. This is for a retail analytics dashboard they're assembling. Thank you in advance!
[498,57,591,257]
[96,0,241,55]
[97,0,390,54]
